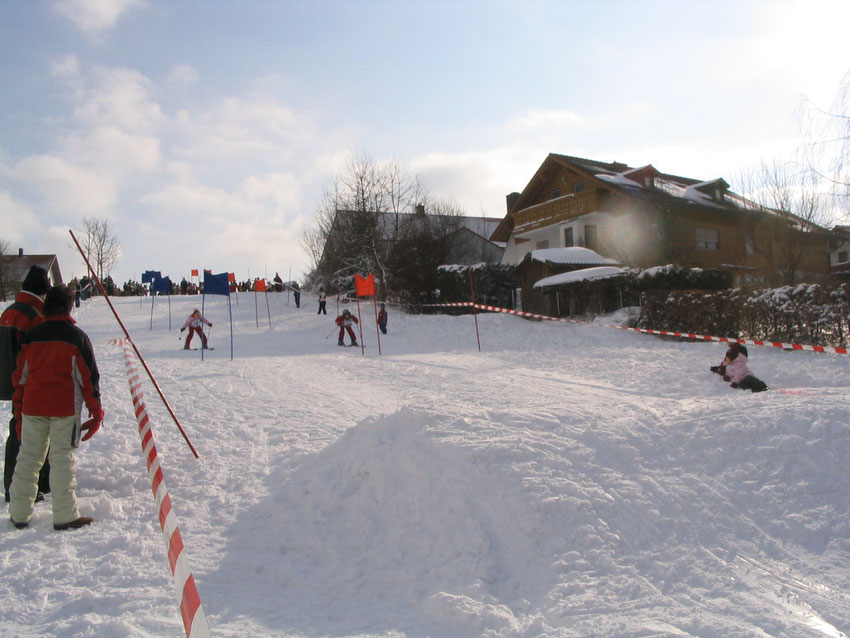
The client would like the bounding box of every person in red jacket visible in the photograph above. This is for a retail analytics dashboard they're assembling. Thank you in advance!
[335,308,358,346]
[9,285,102,531]
[1,265,51,503]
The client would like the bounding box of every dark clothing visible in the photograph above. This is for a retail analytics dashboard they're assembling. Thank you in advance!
[1,291,49,501]
[0,292,44,400]
[377,308,387,335]
[737,375,768,393]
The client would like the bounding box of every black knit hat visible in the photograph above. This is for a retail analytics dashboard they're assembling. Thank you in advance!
[22,265,50,296]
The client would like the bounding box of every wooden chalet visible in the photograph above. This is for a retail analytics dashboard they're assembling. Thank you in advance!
[492,154,831,288]
[0,249,63,301]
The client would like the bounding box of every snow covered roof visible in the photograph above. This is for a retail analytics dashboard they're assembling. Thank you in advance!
[526,247,618,266]
[534,266,626,289]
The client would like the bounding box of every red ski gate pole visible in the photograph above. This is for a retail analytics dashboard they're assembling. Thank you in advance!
[69,229,199,458]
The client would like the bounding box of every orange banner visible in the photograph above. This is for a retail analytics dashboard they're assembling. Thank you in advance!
[254,278,267,292]
[355,273,376,297]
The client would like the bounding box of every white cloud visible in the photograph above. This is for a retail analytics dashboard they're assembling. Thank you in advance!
[508,109,587,131]
[0,192,42,247]
[73,67,164,133]
[52,0,145,34]
[13,154,117,216]
[50,54,79,78]
[166,65,199,89]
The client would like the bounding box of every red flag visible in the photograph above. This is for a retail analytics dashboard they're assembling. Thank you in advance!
[254,278,267,292]
[228,272,236,282]
[191,269,199,277]
[355,273,376,297]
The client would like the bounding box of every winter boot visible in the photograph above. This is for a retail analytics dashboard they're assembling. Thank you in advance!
[338,340,344,346]
[350,340,358,347]
[183,343,190,350]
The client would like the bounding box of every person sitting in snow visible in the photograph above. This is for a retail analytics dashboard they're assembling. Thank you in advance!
[335,309,358,346]
[713,342,767,392]
[377,302,388,335]
[180,309,212,350]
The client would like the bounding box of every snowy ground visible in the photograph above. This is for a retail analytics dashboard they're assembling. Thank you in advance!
[2,291,850,638]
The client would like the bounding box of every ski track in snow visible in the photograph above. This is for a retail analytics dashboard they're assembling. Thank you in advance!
[1,294,849,638]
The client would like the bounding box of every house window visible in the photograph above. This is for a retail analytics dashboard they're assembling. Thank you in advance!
[584,225,597,250]
[574,182,585,194]
[564,227,574,247]
[696,227,719,250]
[551,189,561,199]
[536,240,549,250]
[839,250,849,264]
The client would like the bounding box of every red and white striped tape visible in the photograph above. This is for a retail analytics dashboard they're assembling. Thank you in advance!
[425,304,850,355]
[113,338,211,637]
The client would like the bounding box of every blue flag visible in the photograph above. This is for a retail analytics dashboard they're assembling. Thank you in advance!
[203,271,230,296]
[141,270,161,284]
[152,276,171,293]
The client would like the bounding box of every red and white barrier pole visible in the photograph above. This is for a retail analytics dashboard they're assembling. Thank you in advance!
[116,339,210,638]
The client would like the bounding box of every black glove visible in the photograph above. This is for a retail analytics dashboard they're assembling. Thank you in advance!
[723,375,731,382]
[730,382,739,389]
[710,366,720,373]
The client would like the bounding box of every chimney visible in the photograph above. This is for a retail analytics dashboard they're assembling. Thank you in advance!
[506,192,521,213]
[414,203,425,216]
[18,248,23,258]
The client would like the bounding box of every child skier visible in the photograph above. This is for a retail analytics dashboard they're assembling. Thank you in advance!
[712,342,767,392]
[377,303,388,335]
[335,309,358,346]
[180,309,212,350]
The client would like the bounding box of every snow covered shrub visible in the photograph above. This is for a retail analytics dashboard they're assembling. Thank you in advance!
[637,282,850,347]
[430,264,516,314]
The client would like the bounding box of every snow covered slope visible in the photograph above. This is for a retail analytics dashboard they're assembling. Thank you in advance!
[2,293,848,637]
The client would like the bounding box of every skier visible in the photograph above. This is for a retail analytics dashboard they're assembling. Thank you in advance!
[180,309,212,350]
[335,309,358,346]
[377,302,388,335]
[317,287,327,315]
[713,342,767,392]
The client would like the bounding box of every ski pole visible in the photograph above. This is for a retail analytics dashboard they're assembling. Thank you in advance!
[325,326,337,339]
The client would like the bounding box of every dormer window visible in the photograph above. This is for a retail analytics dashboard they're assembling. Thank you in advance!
[574,182,585,194]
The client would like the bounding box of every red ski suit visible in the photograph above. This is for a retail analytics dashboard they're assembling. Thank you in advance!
[335,313,358,343]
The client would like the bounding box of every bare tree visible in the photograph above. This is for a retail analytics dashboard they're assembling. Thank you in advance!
[732,159,826,285]
[0,238,17,302]
[77,217,121,283]
[302,152,424,296]
[798,71,850,220]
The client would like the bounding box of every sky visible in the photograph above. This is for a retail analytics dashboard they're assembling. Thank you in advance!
[1,293,849,637]
[1,0,849,286]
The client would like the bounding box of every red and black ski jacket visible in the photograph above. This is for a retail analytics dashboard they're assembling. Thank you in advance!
[0,291,44,400]
[12,314,101,432]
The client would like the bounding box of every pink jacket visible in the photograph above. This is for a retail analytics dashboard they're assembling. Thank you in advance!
[182,314,211,331]
[724,353,751,384]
